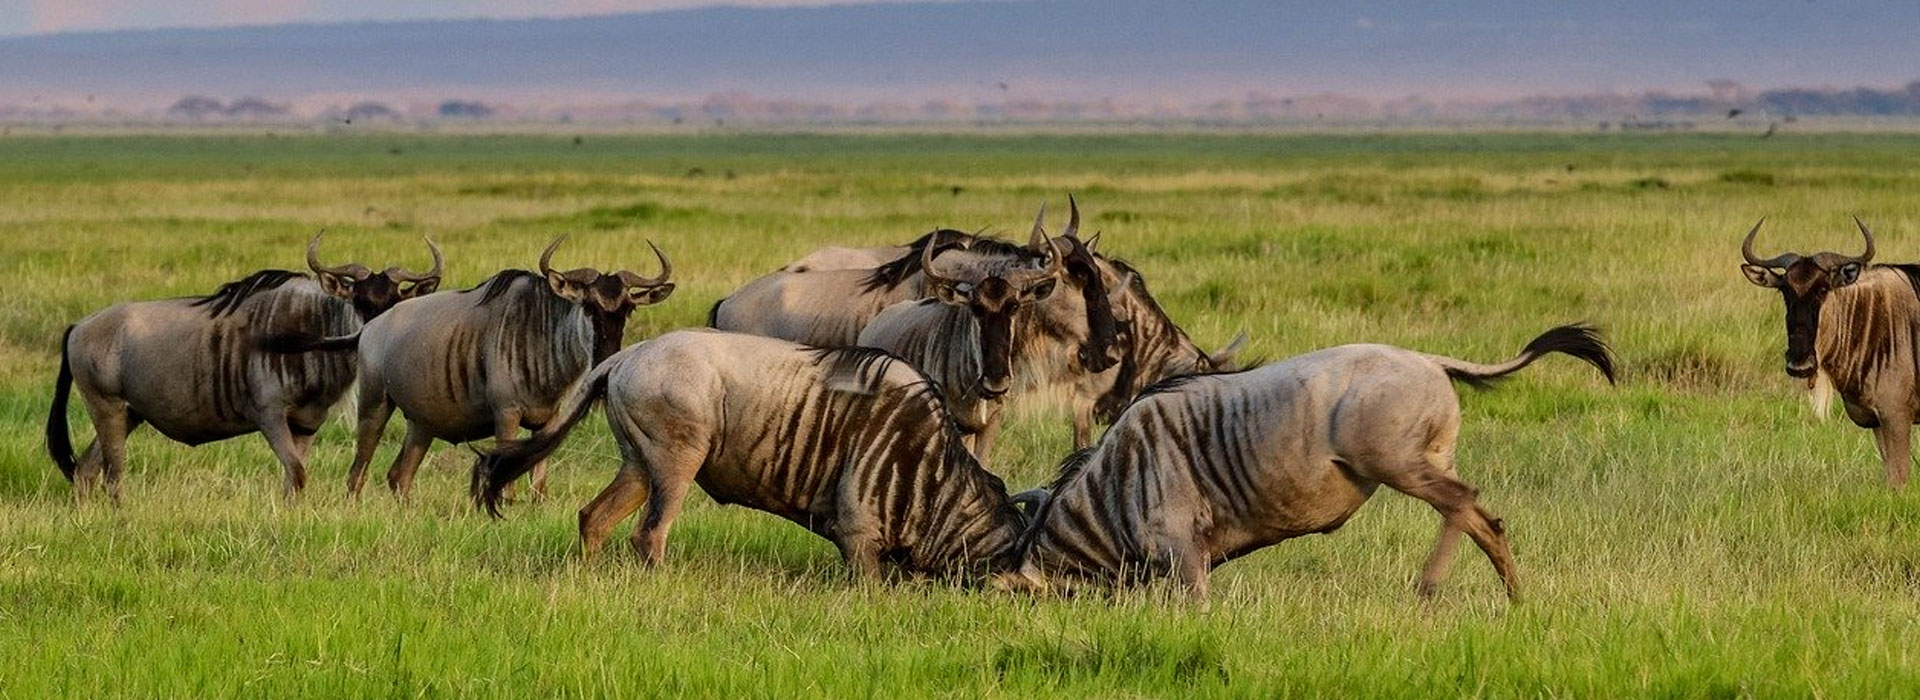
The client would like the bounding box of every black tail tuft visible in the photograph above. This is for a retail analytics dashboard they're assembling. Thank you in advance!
[476,370,611,518]
[46,326,77,481]
[1522,323,1616,384]
[705,298,725,328]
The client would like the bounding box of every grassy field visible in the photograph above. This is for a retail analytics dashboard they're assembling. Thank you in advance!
[4,131,1920,697]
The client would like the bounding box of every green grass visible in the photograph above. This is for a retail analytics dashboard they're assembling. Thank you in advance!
[5,131,1920,697]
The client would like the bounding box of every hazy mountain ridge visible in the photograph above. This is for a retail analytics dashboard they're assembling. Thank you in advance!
[3,0,1917,122]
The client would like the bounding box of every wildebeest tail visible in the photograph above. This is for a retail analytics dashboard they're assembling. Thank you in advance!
[46,326,78,481]
[705,298,724,327]
[1422,324,1616,389]
[474,357,616,517]
[258,330,361,354]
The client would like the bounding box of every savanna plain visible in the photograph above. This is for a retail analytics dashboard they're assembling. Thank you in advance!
[3,131,1919,698]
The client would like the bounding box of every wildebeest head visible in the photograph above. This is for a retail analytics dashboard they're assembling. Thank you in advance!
[1054,196,1126,374]
[539,235,676,362]
[1740,217,1875,378]
[923,207,1066,399]
[307,233,444,321]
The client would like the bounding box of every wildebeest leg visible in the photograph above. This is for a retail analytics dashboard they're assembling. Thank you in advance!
[633,469,696,567]
[1415,523,1465,600]
[257,416,308,500]
[1071,400,1096,450]
[1170,547,1211,607]
[346,391,395,498]
[77,393,132,505]
[1871,418,1912,489]
[493,408,548,503]
[579,466,647,560]
[384,421,433,500]
[973,405,1005,464]
[1382,461,1519,601]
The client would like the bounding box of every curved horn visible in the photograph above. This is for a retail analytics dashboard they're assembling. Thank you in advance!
[539,235,568,277]
[1062,194,1080,239]
[397,238,444,281]
[624,240,672,286]
[1853,216,1876,263]
[1740,218,1798,268]
[921,236,960,287]
[1028,202,1049,253]
[306,231,354,276]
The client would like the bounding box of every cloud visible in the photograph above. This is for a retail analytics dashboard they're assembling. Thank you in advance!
[14,0,955,35]
[26,0,117,33]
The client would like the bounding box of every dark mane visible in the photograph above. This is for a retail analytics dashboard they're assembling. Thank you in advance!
[191,269,308,318]
[809,345,910,396]
[860,229,1036,292]
[1883,263,1920,299]
[469,269,543,306]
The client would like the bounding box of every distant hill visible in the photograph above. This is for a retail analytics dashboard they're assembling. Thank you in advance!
[2,0,1917,116]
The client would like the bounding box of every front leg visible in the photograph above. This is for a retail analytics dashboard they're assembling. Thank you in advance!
[1873,417,1912,489]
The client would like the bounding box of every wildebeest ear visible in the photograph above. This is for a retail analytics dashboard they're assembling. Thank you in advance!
[931,281,971,306]
[630,282,675,306]
[319,273,353,299]
[404,279,440,298]
[545,271,585,302]
[1833,262,1863,288]
[1023,279,1057,302]
[1740,264,1782,288]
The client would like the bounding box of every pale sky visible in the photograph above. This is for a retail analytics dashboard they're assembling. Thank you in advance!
[0,0,938,36]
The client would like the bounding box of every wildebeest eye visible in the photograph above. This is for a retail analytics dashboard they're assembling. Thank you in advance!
[1026,280,1056,301]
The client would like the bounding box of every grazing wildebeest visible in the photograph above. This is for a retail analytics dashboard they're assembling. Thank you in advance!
[856,225,1085,462]
[1739,217,1918,487]
[474,330,1030,579]
[345,236,674,500]
[46,235,443,502]
[997,325,1615,604]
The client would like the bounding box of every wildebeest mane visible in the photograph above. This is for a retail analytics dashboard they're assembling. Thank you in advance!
[1882,263,1920,300]
[470,269,543,306]
[809,345,909,396]
[861,229,1027,292]
[191,269,308,318]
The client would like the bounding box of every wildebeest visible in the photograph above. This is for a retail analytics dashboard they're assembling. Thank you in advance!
[997,325,1615,603]
[710,203,1125,376]
[46,235,443,502]
[1739,217,1918,487]
[343,236,674,500]
[856,225,1084,461]
[474,330,1030,578]
[709,228,979,345]
[1071,256,1246,446]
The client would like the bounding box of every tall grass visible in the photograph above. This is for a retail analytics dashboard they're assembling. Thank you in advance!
[3,132,1920,697]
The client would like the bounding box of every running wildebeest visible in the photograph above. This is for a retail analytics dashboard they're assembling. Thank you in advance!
[46,235,443,502]
[996,325,1615,603]
[1739,217,1918,487]
[474,330,1030,579]
[340,236,674,500]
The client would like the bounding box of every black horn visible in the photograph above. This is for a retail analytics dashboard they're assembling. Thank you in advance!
[538,235,568,278]
[306,231,358,277]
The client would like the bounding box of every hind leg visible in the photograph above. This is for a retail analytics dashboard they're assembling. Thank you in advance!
[579,466,647,560]
[1381,458,1519,601]
[77,394,133,505]
[347,391,395,498]
[384,421,434,501]
[258,416,310,500]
